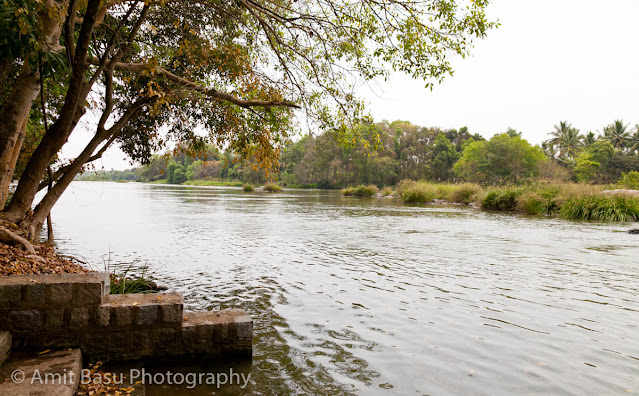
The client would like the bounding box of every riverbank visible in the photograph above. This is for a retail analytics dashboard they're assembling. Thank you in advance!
[0,241,88,276]
[340,181,639,222]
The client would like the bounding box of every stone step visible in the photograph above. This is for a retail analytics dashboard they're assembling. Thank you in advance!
[181,309,252,357]
[0,331,10,367]
[0,349,82,396]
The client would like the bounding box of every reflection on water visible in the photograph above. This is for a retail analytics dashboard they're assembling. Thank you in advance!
[50,182,639,395]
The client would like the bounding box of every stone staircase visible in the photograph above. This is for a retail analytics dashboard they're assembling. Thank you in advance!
[0,273,253,394]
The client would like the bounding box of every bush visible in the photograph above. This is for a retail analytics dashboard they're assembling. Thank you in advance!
[381,186,394,197]
[448,183,483,204]
[263,183,283,192]
[396,180,435,203]
[341,185,378,197]
[618,171,639,190]
[560,195,639,221]
[243,184,254,192]
[482,188,521,211]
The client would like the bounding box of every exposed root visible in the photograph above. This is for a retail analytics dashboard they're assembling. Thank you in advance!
[0,225,36,254]
[27,254,47,264]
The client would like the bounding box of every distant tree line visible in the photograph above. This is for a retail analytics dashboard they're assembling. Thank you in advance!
[78,120,639,188]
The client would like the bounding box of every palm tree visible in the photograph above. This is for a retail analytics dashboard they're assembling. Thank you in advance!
[546,121,582,160]
[602,120,631,150]
[583,131,597,147]
[628,125,639,154]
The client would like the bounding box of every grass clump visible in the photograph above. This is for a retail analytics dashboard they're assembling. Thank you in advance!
[396,180,435,203]
[103,258,159,294]
[341,184,379,197]
[481,188,522,211]
[448,183,483,204]
[263,183,283,192]
[243,184,254,192]
[559,195,639,221]
[381,186,394,197]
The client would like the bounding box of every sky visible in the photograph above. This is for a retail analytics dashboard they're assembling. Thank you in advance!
[63,0,639,170]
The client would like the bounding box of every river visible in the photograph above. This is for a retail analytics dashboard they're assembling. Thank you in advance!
[49,182,639,395]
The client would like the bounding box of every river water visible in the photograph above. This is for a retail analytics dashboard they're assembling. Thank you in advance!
[49,182,638,395]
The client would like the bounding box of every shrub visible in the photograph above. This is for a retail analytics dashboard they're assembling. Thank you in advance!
[342,185,378,197]
[396,180,435,203]
[263,183,283,192]
[560,195,639,221]
[482,188,521,211]
[381,186,394,197]
[243,184,254,192]
[448,183,483,204]
[618,171,639,190]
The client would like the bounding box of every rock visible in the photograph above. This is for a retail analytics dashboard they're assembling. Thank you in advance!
[628,229,639,234]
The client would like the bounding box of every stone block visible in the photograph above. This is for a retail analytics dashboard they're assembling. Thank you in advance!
[70,307,90,329]
[152,327,178,351]
[130,330,150,352]
[46,333,79,348]
[234,315,253,341]
[160,303,183,323]
[136,305,158,325]
[0,285,21,305]
[109,331,130,353]
[73,282,103,305]
[44,309,64,331]
[25,283,46,305]
[97,306,111,327]
[113,306,133,327]
[82,333,108,353]
[9,309,42,331]
[47,283,73,305]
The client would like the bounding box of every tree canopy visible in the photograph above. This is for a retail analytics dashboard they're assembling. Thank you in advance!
[0,0,497,240]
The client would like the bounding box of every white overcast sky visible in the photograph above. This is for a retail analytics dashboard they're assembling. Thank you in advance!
[64,0,639,170]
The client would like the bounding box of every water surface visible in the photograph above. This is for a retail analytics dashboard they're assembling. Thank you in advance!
[50,182,639,395]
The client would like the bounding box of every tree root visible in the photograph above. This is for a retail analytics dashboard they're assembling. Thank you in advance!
[0,225,36,254]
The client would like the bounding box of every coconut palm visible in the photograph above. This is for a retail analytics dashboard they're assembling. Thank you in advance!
[583,131,597,147]
[546,121,582,160]
[628,125,639,154]
[602,120,631,150]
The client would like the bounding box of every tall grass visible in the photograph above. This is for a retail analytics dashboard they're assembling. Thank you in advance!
[342,185,379,197]
[396,180,483,204]
[559,196,639,221]
[102,255,159,294]
[263,183,283,192]
[243,184,254,192]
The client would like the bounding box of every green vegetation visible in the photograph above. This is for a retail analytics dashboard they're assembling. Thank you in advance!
[619,171,639,190]
[243,184,255,192]
[103,259,158,295]
[381,187,394,197]
[560,196,639,222]
[263,183,283,192]
[481,188,522,211]
[342,185,379,197]
[396,180,482,204]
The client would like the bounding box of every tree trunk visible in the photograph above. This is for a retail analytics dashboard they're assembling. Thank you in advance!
[4,0,101,222]
[0,63,40,208]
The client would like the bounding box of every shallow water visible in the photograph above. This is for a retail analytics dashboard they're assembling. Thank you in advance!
[49,182,639,395]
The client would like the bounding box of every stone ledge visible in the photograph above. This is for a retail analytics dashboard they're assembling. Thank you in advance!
[0,331,10,367]
[0,349,82,396]
[0,273,109,309]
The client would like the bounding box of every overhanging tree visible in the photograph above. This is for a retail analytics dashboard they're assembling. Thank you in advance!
[0,0,496,247]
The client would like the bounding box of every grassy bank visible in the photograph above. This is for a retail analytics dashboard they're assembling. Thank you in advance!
[392,180,639,222]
